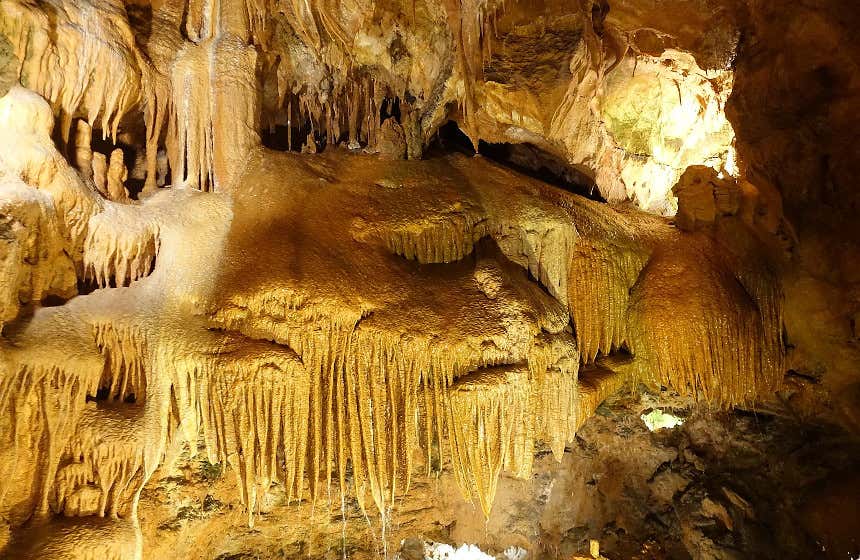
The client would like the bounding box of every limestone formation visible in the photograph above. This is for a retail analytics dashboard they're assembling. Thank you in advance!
[0,0,856,558]
[106,150,131,203]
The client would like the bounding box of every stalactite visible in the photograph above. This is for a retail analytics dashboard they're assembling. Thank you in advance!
[528,335,581,458]
[575,359,628,431]
[567,243,649,362]
[0,0,143,144]
[626,235,783,405]
[447,366,533,516]
[84,204,160,288]
[92,323,147,404]
[166,338,310,526]
[367,214,488,264]
[209,262,578,518]
[168,43,215,190]
[57,405,147,519]
[271,75,408,154]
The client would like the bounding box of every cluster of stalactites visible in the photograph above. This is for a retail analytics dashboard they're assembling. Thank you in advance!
[568,242,649,362]
[563,204,785,404]
[626,236,785,406]
[0,0,143,147]
[139,0,264,193]
[0,364,91,521]
[55,406,147,519]
[0,321,148,524]
[165,337,310,526]
[208,295,581,519]
[442,0,508,145]
[165,42,217,191]
[264,76,423,156]
[140,0,411,192]
[365,212,489,264]
[168,0,406,155]
[349,168,785,412]
[84,204,160,288]
[57,322,150,520]
[361,208,576,308]
[0,197,788,534]
[448,334,579,516]
[447,367,535,516]
[93,323,148,403]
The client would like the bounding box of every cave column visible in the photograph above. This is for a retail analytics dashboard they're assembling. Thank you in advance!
[210,0,261,192]
[167,0,261,192]
[210,37,260,192]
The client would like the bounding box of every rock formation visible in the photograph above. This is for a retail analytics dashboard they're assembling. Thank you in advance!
[0,0,857,558]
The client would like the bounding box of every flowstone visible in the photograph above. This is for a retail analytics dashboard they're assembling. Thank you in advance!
[0,85,783,557]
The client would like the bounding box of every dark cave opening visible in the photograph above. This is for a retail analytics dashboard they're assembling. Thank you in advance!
[430,121,606,202]
[86,127,147,198]
[477,140,605,203]
[262,94,409,154]
[261,123,310,152]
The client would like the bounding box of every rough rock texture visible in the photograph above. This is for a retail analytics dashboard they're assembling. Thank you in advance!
[130,389,860,559]
[728,0,860,217]
[0,179,77,329]
[724,0,860,435]
[0,84,786,557]
[0,0,857,557]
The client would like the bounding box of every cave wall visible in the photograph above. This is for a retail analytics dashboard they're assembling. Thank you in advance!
[728,0,860,217]
[726,0,860,430]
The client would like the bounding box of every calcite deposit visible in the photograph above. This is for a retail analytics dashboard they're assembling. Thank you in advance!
[0,0,857,558]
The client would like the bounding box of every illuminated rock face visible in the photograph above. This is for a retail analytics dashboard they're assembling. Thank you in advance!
[0,0,741,211]
[0,0,853,557]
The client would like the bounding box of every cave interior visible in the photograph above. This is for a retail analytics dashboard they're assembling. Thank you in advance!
[0,0,859,558]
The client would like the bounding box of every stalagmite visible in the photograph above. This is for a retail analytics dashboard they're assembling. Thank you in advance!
[92,154,109,198]
[74,121,95,181]
[106,150,131,204]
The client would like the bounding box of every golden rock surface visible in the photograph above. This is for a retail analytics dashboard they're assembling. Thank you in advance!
[0,0,856,556]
